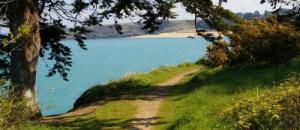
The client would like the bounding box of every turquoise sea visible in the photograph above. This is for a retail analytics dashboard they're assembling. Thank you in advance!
[36,37,210,116]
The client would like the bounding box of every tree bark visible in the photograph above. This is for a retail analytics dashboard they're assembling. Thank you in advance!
[218,0,223,7]
[7,0,41,118]
[194,14,197,30]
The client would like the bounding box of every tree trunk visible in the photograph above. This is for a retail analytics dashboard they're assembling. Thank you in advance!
[218,0,223,7]
[194,14,197,30]
[7,0,42,118]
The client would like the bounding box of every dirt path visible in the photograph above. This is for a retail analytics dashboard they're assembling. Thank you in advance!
[41,68,200,126]
[129,68,200,130]
[41,101,105,122]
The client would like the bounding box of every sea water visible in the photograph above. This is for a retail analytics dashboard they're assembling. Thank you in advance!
[36,37,210,116]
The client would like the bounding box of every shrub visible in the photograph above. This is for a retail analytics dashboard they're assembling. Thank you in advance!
[223,73,300,130]
[201,41,229,66]
[228,17,300,65]
[0,82,33,129]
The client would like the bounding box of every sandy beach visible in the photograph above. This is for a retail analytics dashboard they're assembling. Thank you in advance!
[131,31,221,38]
[131,32,198,38]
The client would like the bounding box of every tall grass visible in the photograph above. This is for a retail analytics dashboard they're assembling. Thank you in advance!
[0,82,35,129]
[155,60,300,130]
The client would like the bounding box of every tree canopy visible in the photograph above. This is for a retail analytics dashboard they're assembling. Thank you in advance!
[261,0,300,29]
[0,0,180,80]
[0,0,231,81]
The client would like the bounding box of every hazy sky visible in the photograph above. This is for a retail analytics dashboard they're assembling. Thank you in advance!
[175,0,273,20]
[213,0,273,13]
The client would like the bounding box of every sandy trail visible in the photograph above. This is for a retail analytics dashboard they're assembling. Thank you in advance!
[129,68,200,130]
[41,68,200,129]
[130,31,221,39]
[131,32,198,38]
[41,102,104,122]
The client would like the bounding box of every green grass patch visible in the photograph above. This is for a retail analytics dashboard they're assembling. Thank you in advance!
[74,62,199,109]
[23,62,199,130]
[22,100,136,130]
[155,60,300,130]
[20,124,64,130]
[43,100,137,130]
[23,60,300,130]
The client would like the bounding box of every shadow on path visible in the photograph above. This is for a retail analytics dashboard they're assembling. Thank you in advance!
[41,68,200,130]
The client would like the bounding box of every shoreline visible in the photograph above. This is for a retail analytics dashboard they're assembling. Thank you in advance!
[130,32,198,38]
[64,32,199,40]
[130,31,221,39]
[64,30,221,40]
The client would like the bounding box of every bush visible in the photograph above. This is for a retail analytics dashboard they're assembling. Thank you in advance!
[228,17,300,65]
[223,73,300,130]
[0,82,33,129]
[200,41,229,66]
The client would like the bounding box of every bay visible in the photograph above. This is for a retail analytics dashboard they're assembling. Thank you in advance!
[36,37,209,116]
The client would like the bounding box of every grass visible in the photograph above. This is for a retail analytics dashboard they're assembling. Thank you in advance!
[52,100,136,130]
[12,60,300,130]
[21,62,199,130]
[154,60,300,130]
[22,100,136,130]
[73,62,199,109]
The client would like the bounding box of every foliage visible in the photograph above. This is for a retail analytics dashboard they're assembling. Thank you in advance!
[0,0,229,81]
[224,73,300,130]
[228,17,300,65]
[0,82,33,129]
[260,0,300,30]
[0,53,9,80]
[213,7,243,31]
[200,41,229,66]
[0,0,179,80]
[180,0,214,26]
[181,0,242,42]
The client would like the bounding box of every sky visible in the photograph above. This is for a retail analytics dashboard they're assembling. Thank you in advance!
[175,0,274,20]
[0,0,274,33]
[213,0,273,13]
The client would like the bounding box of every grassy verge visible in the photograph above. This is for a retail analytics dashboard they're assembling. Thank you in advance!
[23,100,136,130]
[73,62,199,109]
[23,62,199,130]
[154,60,300,130]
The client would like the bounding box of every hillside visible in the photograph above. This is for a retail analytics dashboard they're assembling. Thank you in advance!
[2,10,272,39]
[69,10,270,39]
[79,20,205,39]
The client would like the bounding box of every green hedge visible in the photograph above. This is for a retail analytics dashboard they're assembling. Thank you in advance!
[224,73,300,130]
